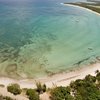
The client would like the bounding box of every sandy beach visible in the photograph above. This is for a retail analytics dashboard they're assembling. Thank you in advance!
[61,3,100,16]
[0,63,100,89]
[0,62,99,100]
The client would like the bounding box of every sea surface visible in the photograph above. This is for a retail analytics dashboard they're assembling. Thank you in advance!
[0,0,100,78]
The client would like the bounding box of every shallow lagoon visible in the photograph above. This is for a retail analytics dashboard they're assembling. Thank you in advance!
[0,0,100,78]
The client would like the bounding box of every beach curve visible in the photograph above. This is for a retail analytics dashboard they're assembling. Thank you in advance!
[0,62,100,89]
[61,3,100,16]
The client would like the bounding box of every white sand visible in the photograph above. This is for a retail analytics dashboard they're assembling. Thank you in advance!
[0,63,100,89]
[0,63,99,100]
[40,93,50,100]
[61,3,100,16]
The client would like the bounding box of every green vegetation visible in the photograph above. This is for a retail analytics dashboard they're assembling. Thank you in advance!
[3,96,14,100]
[7,83,21,95]
[50,86,73,100]
[0,95,14,100]
[50,71,100,100]
[36,82,46,94]
[26,89,40,100]
[64,2,100,14]
[96,71,100,82]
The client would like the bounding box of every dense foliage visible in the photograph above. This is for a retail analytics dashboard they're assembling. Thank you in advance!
[50,71,100,100]
[7,83,21,95]
[50,86,73,100]
[26,89,40,100]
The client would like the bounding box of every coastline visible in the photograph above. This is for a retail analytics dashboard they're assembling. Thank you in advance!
[0,62,100,89]
[0,1,100,100]
[61,3,100,16]
[0,3,100,90]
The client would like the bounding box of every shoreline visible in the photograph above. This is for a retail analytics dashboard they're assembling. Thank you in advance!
[0,62,100,89]
[61,3,100,16]
[0,3,100,89]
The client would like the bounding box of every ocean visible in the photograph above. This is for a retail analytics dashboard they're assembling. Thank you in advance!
[0,0,100,78]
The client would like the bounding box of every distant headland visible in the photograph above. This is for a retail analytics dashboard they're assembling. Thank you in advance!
[64,1,100,14]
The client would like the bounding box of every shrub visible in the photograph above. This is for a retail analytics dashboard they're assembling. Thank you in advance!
[50,86,73,100]
[26,89,39,100]
[42,84,46,92]
[50,72,100,100]
[75,94,83,100]
[0,95,14,100]
[96,71,100,82]
[3,96,14,100]
[7,83,21,95]
[95,70,99,74]
[69,75,100,100]
[36,82,46,94]
[0,84,5,88]
[85,74,96,83]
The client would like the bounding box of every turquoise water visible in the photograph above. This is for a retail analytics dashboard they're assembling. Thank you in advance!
[0,0,100,78]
